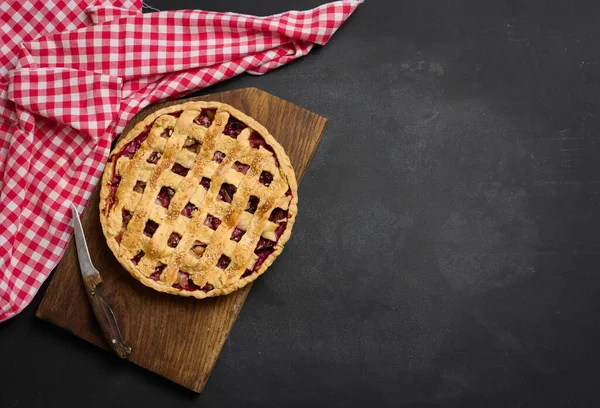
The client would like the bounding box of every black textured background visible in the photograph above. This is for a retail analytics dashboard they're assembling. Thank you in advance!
[2,0,600,406]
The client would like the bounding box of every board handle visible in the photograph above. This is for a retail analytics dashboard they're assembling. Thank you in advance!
[83,274,132,359]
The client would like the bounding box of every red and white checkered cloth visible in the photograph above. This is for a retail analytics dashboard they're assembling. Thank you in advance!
[0,0,362,322]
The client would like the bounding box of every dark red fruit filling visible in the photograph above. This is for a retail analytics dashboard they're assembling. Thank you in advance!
[123,139,142,158]
[155,186,175,208]
[107,174,122,212]
[193,108,216,127]
[133,180,146,194]
[285,187,292,197]
[245,195,259,214]
[122,209,132,229]
[253,252,273,272]
[217,183,237,203]
[171,163,189,177]
[248,131,274,153]
[160,128,173,138]
[147,151,161,164]
[274,222,287,240]
[131,250,145,265]
[183,137,201,153]
[173,271,201,291]
[167,232,181,248]
[245,219,289,278]
[212,151,226,163]
[200,177,211,190]
[223,117,246,138]
[110,173,122,187]
[255,237,275,254]
[115,232,123,244]
[253,238,276,272]
[201,283,214,292]
[181,202,198,218]
[106,122,153,212]
[231,227,246,242]
[217,255,231,269]
[190,240,207,258]
[269,208,288,223]
[233,161,250,174]
[259,171,273,186]
[258,170,273,187]
[204,214,221,230]
[143,219,159,237]
[150,263,166,280]
[118,127,151,160]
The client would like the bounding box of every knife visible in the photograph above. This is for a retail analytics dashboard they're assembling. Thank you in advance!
[71,204,132,359]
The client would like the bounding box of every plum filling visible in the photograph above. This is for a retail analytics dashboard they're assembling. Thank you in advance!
[147,151,161,164]
[274,222,287,240]
[255,237,276,254]
[107,174,122,213]
[110,173,122,188]
[204,214,221,230]
[190,240,207,258]
[212,151,226,163]
[133,180,146,194]
[248,131,274,153]
[181,202,198,218]
[245,195,259,214]
[167,232,182,248]
[285,187,292,197]
[217,255,231,269]
[269,208,288,223]
[172,271,214,292]
[183,137,201,153]
[131,250,145,265]
[252,238,276,273]
[243,200,291,278]
[160,128,173,138]
[230,227,246,242]
[171,163,189,177]
[106,122,153,212]
[252,252,273,273]
[173,271,201,291]
[143,220,159,237]
[200,177,211,190]
[223,117,245,138]
[155,186,175,208]
[259,171,273,186]
[217,183,237,203]
[150,263,166,280]
[119,129,151,160]
[193,108,216,127]
[116,210,132,244]
[122,209,132,229]
[233,161,250,175]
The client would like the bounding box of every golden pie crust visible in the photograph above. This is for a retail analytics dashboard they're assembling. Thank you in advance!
[99,101,297,298]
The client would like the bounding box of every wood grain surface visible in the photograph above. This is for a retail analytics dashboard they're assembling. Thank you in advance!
[36,87,327,393]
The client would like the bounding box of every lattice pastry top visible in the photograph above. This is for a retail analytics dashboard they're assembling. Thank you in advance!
[99,101,297,298]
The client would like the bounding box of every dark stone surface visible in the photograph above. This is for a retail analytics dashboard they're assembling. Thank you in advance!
[2,0,600,406]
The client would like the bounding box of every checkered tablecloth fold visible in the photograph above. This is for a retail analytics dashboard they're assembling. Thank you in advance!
[8,68,123,138]
[0,0,362,322]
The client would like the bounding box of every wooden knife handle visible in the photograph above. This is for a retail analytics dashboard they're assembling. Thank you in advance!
[83,274,132,359]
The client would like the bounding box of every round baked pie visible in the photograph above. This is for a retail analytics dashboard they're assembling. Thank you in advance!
[99,101,297,298]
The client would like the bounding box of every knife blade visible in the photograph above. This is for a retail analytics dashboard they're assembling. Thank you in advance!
[71,204,131,359]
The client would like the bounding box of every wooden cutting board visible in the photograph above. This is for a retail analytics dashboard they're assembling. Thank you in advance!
[36,87,327,393]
